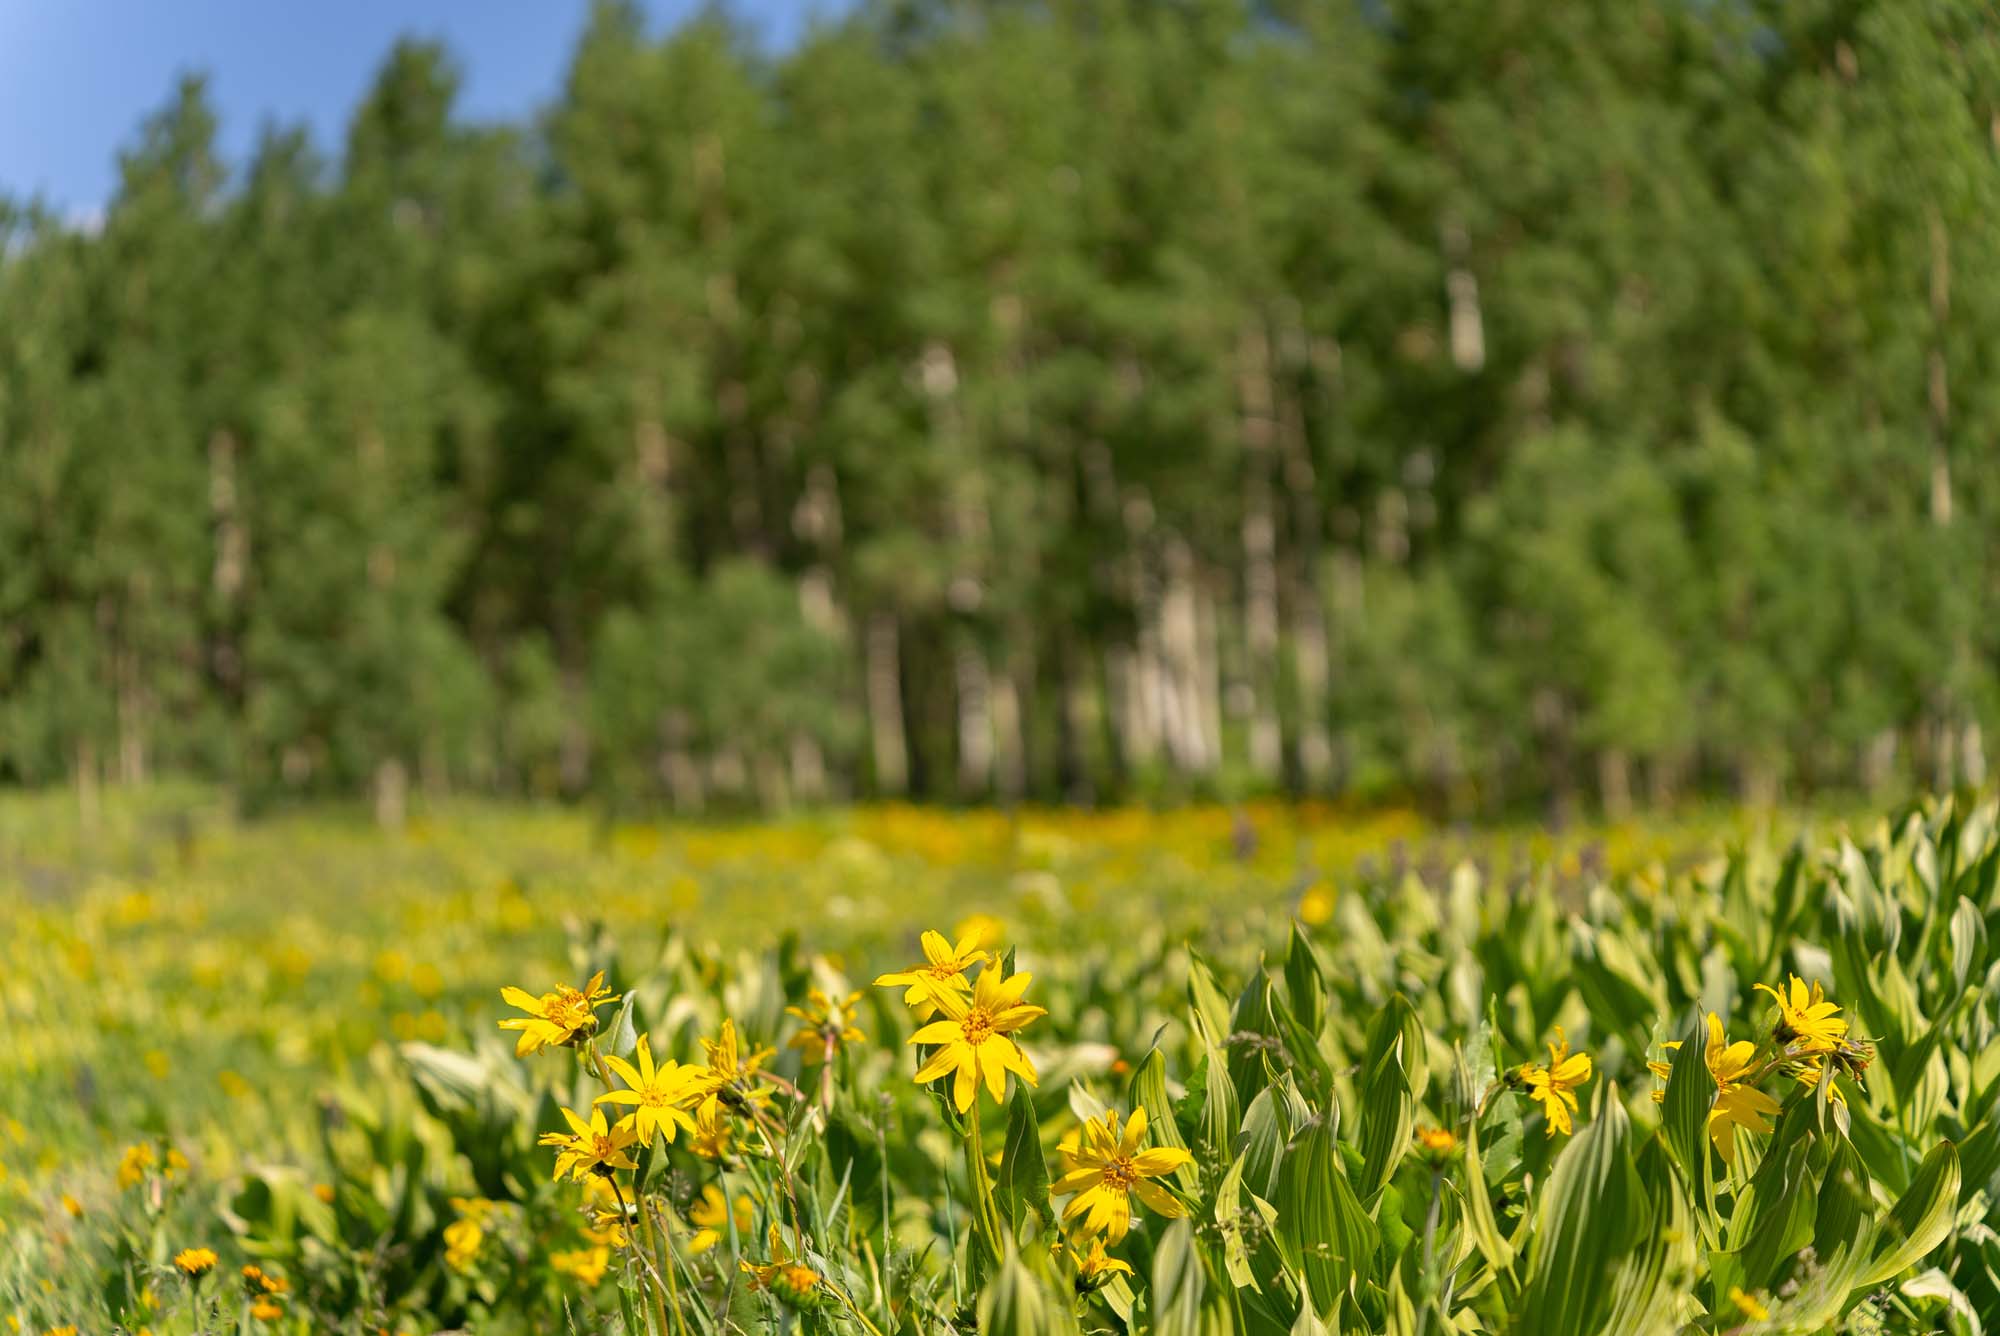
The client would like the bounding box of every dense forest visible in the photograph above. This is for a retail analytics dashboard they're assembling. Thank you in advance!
[2,0,1998,818]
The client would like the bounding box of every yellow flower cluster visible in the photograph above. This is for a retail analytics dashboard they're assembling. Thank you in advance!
[876,930,1043,1112]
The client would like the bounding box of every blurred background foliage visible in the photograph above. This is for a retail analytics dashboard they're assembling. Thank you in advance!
[3,0,1999,821]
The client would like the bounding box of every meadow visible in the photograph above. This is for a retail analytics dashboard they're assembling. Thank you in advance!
[2,790,1996,1335]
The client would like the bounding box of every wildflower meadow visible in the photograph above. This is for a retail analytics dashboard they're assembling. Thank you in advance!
[3,793,1998,1334]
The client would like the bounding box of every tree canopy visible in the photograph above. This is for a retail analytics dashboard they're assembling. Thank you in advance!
[3,0,1997,816]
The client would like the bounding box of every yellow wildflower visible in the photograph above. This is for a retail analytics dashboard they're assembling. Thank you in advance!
[443,1217,483,1271]
[251,1298,285,1321]
[688,1098,733,1160]
[697,1019,777,1117]
[1298,881,1336,926]
[1755,974,1846,1053]
[551,1245,612,1285]
[540,1105,640,1181]
[1414,1126,1459,1160]
[594,1034,703,1146]
[117,1143,155,1189]
[687,1184,755,1253]
[498,971,619,1056]
[786,988,866,1064]
[1705,1013,1780,1163]
[1071,1235,1134,1283]
[1729,1285,1770,1320]
[875,930,989,1017]
[1519,1027,1592,1136]
[173,1247,218,1278]
[1053,1107,1192,1242]
[313,1183,336,1204]
[59,1193,82,1218]
[909,963,1044,1111]
[740,1226,819,1303]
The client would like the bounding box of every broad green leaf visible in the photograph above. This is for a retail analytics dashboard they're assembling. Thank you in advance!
[1237,1087,1291,1203]
[1659,1011,1710,1189]
[1812,1134,1872,1259]
[1188,949,1236,1050]
[604,990,639,1060]
[1194,1009,1244,1159]
[1858,1140,1960,1288]
[996,1087,1051,1235]
[1732,1104,1817,1292]
[1459,1088,1514,1275]
[1598,1140,1695,1336]
[1128,1046,1199,1192]
[1151,1218,1208,1336]
[979,1244,1080,1336]
[1275,1117,1377,1315]
[1284,921,1327,1035]
[1517,1084,1645,1336]
[1357,996,1421,1197]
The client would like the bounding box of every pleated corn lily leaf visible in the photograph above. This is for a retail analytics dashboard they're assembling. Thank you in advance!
[1516,1084,1645,1336]
[1275,1115,1378,1317]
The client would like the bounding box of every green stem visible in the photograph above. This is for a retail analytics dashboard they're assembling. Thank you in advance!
[650,1197,691,1336]
[965,1096,1005,1263]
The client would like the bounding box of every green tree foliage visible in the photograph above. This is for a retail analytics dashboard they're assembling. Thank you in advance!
[2,0,1998,814]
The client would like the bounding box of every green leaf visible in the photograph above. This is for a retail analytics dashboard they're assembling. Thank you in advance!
[1213,1155,1282,1295]
[1284,921,1327,1035]
[1658,1011,1710,1188]
[1357,996,1421,1197]
[997,1088,1052,1235]
[1188,949,1235,1046]
[604,990,640,1060]
[1858,1140,1960,1288]
[1238,1086,1291,1203]
[1151,1218,1208,1336]
[1598,1140,1696,1336]
[1732,1101,1817,1291]
[979,1243,1079,1336]
[1275,1116,1378,1315]
[1459,1074,1514,1275]
[1813,1134,1872,1258]
[1128,1046,1199,1192]
[1517,1085,1645,1336]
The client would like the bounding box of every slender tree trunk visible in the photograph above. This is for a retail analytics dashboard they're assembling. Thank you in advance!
[1597,748,1632,821]
[661,709,705,811]
[954,638,993,797]
[208,429,247,702]
[1443,217,1485,372]
[116,640,146,786]
[1926,208,1958,790]
[373,758,407,830]
[1277,310,1332,789]
[1160,538,1211,773]
[991,662,1027,801]
[1196,575,1223,776]
[866,611,908,796]
[75,739,100,835]
[1237,320,1283,782]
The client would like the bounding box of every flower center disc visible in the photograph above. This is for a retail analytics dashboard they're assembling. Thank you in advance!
[961,1008,995,1044]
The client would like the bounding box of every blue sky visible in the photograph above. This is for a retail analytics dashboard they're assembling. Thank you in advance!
[0,1,841,215]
